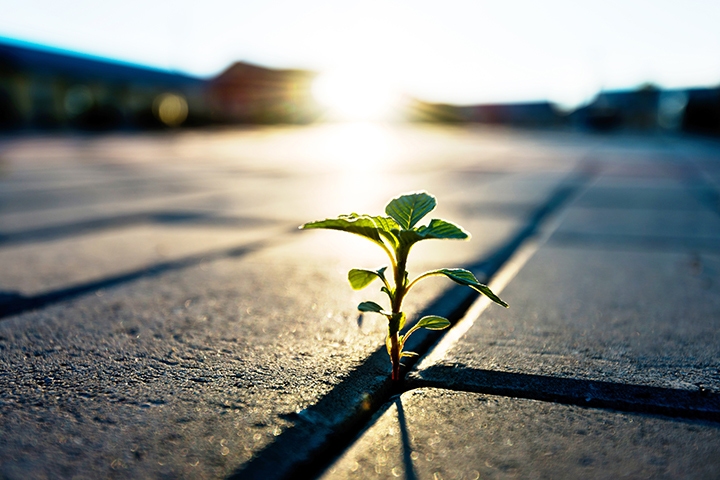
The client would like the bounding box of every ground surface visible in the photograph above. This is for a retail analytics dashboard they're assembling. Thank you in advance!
[0,124,719,479]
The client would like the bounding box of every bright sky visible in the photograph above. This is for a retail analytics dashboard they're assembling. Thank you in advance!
[1,0,719,107]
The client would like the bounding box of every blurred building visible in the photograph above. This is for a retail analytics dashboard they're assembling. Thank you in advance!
[409,84,720,136]
[570,84,661,132]
[0,40,321,131]
[407,98,565,127]
[207,62,320,124]
[682,88,720,135]
[0,40,208,130]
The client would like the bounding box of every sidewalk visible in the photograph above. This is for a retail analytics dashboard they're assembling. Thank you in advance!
[324,139,720,479]
[1,127,719,479]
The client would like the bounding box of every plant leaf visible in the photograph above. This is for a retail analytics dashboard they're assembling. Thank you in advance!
[301,214,403,251]
[400,351,419,358]
[416,219,470,240]
[380,286,394,302]
[372,216,401,234]
[385,192,436,230]
[301,214,383,245]
[358,301,386,314]
[435,268,509,308]
[416,315,451,330]
[469,283,509,308]
[377,266,388,280]
[365,215,401,250]
[395,229,424,249]
[394,219,469,251]
[348,268,385,290]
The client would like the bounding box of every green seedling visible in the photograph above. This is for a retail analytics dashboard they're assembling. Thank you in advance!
[301,191,508,381]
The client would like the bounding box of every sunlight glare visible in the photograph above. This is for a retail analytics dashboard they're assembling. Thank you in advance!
[312,69,398,121]
[320,122,394,171]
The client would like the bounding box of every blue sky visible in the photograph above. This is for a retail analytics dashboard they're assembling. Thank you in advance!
[1,0,719,106]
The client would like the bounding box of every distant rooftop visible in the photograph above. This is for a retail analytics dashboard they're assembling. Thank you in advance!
[0,37,205,87]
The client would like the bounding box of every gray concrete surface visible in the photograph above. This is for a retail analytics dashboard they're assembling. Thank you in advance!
[324,388,720,480]
[0,125,589,479]
[412,160,720,394]
[1,126,720,479]
[413,245,720,391]
[0,217,532,479]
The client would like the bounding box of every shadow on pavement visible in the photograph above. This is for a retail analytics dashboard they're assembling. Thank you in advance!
[395,398,419,480]
[0,231,295,319]
[410,366,720,421]
[0,211,278,246]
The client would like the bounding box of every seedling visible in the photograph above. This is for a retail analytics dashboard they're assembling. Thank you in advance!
[301,191,507,381]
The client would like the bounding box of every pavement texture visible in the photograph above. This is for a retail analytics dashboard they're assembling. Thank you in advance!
[1,124,719,479]
[323,388,720,480]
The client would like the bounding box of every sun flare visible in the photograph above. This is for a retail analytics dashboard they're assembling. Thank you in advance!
[312,69,399,121]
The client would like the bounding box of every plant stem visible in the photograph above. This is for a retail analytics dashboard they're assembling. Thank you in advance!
[390,331,400,381]
[389,244,410,381]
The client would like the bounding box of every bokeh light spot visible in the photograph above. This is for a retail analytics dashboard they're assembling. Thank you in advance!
[153,93,188,127]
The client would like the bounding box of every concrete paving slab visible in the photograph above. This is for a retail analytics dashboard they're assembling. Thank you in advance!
[553,208,720,251]
[442,172,575,220]
[409,153,720,437]
[572,182,710,210]
[0,224,290,295]
[323,388,720,480]
[551,168,720,251]
[0,237,392,479]
[412,244,720,393]
[0,183,229,235]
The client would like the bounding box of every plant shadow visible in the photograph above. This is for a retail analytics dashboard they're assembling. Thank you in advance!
[395,396,419,480]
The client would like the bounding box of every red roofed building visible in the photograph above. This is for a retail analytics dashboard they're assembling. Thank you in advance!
[207,62,320,124]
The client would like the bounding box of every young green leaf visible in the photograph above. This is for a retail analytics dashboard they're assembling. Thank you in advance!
[358,301,386,313]
[394,219,470,252]
[469,283,509,308]
[416,315,451,330]
[400,351,419,358]
[434,268,508,308]
[372,216,401,248]
[415,219,470,240]
[301,214,383,245]
[385,192,436,230]
[348,267,386,290]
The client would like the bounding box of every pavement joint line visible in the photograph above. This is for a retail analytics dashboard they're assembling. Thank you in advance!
[229,163,598,480]
[0,211,281,246]
[405,369,720,423]
[548,231,720,252]
[0,226,299,320]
